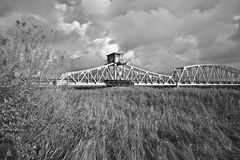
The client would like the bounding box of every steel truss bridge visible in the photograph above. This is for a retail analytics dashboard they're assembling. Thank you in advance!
[173,64,240,87]
[56,54,240,88]
[57,63,175,87]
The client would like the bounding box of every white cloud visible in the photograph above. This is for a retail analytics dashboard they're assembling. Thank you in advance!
[55,3,67,12]
[174,35,199,49]
[233,15,240,22]
[91,36,119,57]
[173,35,200,62]
[55,10,91,37]
[111,7,181,49]
[123,50,140,66]
[81,0,111,17]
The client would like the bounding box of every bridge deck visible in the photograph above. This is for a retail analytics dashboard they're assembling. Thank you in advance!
[39,54,240,88]
[56,81,240,87]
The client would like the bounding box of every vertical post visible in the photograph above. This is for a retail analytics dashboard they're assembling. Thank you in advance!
[96,69,98,83]
[39,72,42,84]
[67,75,69,85]
[87,72,89,84]
[138,70,140,84]
[123,66,125,80]
[114,64,117,80]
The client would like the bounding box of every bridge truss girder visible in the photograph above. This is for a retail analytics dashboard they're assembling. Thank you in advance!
[173,64,240,85]
[57,63,174,86]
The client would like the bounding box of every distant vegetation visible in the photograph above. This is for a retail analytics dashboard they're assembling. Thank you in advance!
[0,21,240,160]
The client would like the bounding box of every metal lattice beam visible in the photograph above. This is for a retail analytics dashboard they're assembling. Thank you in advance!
[56,63,174,86]
[173,64,240,86]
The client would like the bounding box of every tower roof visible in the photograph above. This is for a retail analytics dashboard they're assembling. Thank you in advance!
[106,52,124,56]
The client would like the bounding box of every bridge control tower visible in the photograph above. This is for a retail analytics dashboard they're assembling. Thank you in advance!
[106,52,127,65]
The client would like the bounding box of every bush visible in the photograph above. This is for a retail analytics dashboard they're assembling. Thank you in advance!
[0,20,65,160]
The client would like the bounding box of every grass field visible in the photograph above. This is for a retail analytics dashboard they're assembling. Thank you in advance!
[1,87,240,160]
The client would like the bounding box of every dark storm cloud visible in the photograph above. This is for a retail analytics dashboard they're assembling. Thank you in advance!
[200,41,240,65]
[231,18,240,41]
[233,27,240,41]
[0,0,90,52]
[63,5,88,24]
[0,1,12,17]
[106,0,220,17]
[104,0,240,71]
[0,0,55,19]
[0,0,240,72]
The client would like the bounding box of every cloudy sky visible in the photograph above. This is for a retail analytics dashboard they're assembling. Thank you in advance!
[0,0,240,74]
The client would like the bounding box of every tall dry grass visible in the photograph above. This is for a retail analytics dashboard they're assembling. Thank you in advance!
[9,87,239,160]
